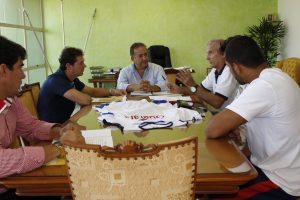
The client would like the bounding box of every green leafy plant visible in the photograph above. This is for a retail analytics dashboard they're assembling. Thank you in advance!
[248,17,285,66]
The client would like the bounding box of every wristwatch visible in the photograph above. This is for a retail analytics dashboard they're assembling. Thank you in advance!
[190,86,198,93]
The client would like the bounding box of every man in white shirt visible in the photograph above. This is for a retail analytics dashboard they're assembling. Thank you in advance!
[206,35,300,199]
[169,39,239,110]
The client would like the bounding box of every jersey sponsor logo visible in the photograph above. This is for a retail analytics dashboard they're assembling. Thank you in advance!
[127,115,164,120]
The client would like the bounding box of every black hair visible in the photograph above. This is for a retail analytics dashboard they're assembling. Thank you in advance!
[220,36,241,55]
[59,47,83,70]
[225,35,265,68]
[0,36,27,70]
[130,42,146,56]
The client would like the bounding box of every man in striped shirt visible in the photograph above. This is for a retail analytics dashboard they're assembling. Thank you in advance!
[0,36,84,199]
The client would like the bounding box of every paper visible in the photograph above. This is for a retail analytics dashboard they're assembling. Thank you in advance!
[44,158,65,166]
[149,96,192,102]
[81,129,113,147]
[151,92,181,96]
[92,96,124,103]
[130,91,152,96]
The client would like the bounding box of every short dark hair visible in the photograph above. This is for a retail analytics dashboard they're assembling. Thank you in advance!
[0,36,27,70]
[130,42,146,56]
[225,35,265,68]
[220,36,239,55]
[59,47,83,70]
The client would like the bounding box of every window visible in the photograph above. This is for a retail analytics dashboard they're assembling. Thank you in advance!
[0,0,47,84]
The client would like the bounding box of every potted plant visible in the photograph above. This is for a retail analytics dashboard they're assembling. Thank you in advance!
[247,17,285,67]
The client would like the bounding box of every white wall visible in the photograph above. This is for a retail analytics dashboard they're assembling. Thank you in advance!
[278,0,300,58]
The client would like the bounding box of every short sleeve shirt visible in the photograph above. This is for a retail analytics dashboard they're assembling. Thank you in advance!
[37,68,85,123]
[226,68,300,196]
[201,65,239,110]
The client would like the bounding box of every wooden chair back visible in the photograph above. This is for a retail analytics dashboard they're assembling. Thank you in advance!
[63,136,198,200]
[277,57,300,86]
[22,82,40,108]
[17,88,38,118]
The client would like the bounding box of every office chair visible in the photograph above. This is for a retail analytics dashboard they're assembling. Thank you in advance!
[64,136,198,200]
[148,45,172,68]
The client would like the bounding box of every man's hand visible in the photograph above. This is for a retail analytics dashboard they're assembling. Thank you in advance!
[176,69,197,87]
[110,89,127,96]
[228,128,243,146]
[140,80,151,92]
[168,83,182,94]
[59,123,85,145]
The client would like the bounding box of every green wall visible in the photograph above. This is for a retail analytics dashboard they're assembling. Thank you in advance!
[43,0,277,87]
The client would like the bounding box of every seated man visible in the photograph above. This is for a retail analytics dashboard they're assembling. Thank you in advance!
[38,47,126,124]
[0,36,85,199]
[117,42,167,92]
[169,39,239,110]
[206,36,300,199]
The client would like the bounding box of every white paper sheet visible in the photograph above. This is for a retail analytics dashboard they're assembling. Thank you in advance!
[81,129,113,147]
[151,92,182,96]
[149,95,192,102]
[92,96,124,103]
[130,91,152,96]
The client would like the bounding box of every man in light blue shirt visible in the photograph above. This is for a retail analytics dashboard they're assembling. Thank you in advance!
[117,42,167,92]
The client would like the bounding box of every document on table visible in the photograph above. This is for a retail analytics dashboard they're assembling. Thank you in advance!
[151,91,181,96]
[92,96,124,103]
[45,158,65,166]
[149,95,192,102]
[130,91,152,96]
[81,129,113,147]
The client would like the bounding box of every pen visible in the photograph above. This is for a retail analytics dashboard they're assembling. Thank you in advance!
[162,75,166,81]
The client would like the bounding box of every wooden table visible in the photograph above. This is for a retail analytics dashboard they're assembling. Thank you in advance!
[0,104,257,196]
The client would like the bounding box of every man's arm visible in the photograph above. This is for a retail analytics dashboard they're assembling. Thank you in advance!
[176,69,197,87]
[126,83,141,92]
[116,68,130,90]
[81,85,109,97]
[82,85,126,97]
[205,108,247,138]
[44,122,85,164]
[140,80,161,92]
[63,88,92,105]
[168,83,191,95]
[195,86,227,109]
[176,69,225,108]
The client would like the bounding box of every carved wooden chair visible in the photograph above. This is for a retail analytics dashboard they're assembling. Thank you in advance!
[63,136,198,200]
[22,82,40,108]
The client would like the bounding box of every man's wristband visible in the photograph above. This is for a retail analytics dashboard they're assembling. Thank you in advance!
[52,139,62,148]
[52,140,62,157]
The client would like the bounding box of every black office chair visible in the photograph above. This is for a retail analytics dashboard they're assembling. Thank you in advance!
[148,45,172,68]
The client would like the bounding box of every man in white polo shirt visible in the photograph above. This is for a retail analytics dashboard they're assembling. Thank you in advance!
[169,39,239,110]
[206,35,300,199]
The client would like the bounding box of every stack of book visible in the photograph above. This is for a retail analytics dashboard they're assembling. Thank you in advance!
[90,66,105,78]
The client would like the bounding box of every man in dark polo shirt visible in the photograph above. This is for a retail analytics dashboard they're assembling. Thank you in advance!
[38,47,126,123]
